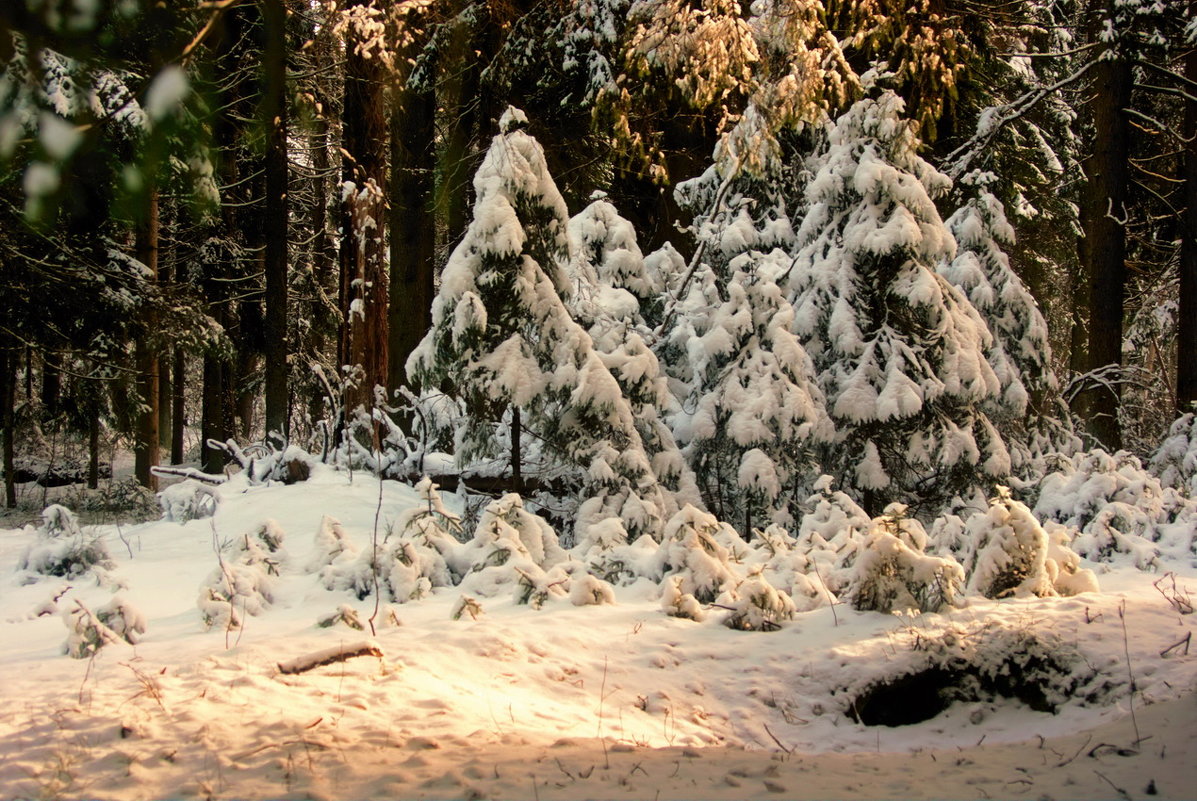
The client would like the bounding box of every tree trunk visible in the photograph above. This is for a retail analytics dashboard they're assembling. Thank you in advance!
[388,45,436,393]
[263,0,290,440]
[340,0,390,411]
[87,399,100,489]
[134,187,161,490]
[171,348,185,465]
[511,406,522,494]
[1078,0,1131,449]
[1177,15,1197,413]
[202,355,226,473]
[158,257,172,450]
[437,1,480,251]
[1,341,14,507]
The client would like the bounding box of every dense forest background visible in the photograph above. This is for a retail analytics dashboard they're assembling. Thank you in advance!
[1,0,1194,539]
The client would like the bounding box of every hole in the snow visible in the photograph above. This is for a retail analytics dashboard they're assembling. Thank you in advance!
[846,653,1078,727]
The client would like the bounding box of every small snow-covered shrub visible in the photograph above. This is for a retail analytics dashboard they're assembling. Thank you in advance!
[569,572,616,606]
[1044,522,1100,596]
[19,505,113,579]
[846,507,964,613]
[964,488,1097,599]
[795,476,870,592]
[455,494,566,574]
[398,477,463,543]
[334,530,454,603]
[158,480,219,523]
[512,562,570,608]
[197,532,278,630]
[746,524,830,612]
[1151,413,1197,495]
[718,573,796,631]
[62,601,122,659]
[451,594,483,620]
[572,517,661,585]
[653,505,737,603]
[1033,449,1194,566]
[660,574,705,621]
[308,515,359,575]
[95,595,146,644]
[318,604,364,630]
[965,487,1053,598]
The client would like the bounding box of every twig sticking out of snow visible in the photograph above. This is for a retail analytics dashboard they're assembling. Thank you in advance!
[276,640,384,675]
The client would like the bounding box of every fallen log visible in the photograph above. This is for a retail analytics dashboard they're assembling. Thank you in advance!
[276,640,384,675]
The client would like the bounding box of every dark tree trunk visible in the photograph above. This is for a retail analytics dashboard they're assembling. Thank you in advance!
[1177,17,1197,413]
[437,1,481,250]
[262,0,290,440]
[1,341,14,507]
[1078,2,1131,449]
[340,0,390,411]
[134,187,161,490]
[202,355,226,473]
[388,48,436,393]
[87,400,100,489]
[511,406,522,494]
[158,257,172,449]
[171,348,185,464]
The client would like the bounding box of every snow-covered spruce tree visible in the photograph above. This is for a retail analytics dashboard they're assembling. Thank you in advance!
[407,108,676,541]
[665,111,832,529]
[963,486,1097,599]
[789,91,1010,516]
[651,504,737,604]
[566,195,702,529]
[940,171,1075,476]
[845,503,964,613]
[794,474,871,592]
[681,248,830,530]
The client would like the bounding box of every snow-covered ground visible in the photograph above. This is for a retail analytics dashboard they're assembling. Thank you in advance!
[1,464,1194,800]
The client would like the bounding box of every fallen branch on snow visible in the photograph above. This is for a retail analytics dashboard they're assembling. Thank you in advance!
[277,640,384,675]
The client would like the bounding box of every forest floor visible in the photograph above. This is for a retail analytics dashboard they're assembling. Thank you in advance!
[0,465,1194,800]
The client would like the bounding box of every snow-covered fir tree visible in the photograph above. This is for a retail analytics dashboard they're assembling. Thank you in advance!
[679,248,830,530]
[407,108,678,541]
[940,171,1074,475]
[788,91,1011,516]
[567,195,701,520]
[667,109,830,529]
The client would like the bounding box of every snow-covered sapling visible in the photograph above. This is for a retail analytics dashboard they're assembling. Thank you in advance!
[62,596,143,659]
[569,572,617,606]
[660,574,706,621]
[63,600,122,659]
[158,479,220,523]
[846,505,964,613]
[19,504,114,579]
[318,604,365,631]
[653,505,737,603]
[965,487,1058,598]
[718,572,797,631]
